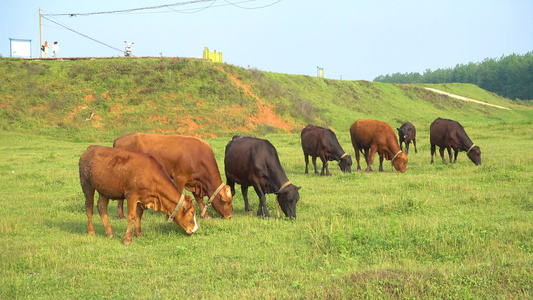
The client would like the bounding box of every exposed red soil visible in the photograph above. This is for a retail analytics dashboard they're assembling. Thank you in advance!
[215,65,294,133]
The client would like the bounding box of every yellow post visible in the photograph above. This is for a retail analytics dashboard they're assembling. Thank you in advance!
[203,47,223,63]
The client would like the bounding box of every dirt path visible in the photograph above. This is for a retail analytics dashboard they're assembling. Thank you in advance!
[424,87,511,110]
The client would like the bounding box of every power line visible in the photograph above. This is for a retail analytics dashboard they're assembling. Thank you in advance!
[39,0,281,55]
[166,0,218,14]
[222,0,281,10]
[42,0,215,17]
[41,0,281,17]
[41,15,124,54]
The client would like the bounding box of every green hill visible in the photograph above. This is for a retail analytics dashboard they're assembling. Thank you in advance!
[1,57,531,142]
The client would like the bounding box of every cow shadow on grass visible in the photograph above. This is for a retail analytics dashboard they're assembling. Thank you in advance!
[44,201,193,239]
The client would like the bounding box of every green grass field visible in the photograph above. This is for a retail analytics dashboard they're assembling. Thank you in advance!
[1,119,531,299]
[1,57,532,298]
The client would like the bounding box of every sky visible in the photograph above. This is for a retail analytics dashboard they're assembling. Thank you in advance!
[1,0,532,81]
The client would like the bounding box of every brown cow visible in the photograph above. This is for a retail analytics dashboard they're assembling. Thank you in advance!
[79,145,198,244]
[350,119,408,173]
[430,117,481,165]
[113,132,233,219]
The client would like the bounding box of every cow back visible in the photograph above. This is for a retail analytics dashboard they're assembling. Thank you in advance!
[225,136,288,194]
[350,119,398,150]
[79,145,174,200]
[114,132,223,197]
[430,118,471,147]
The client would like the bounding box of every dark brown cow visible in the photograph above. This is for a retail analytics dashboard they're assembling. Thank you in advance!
[79,145,198,244]
[113,132,233,219]
[397,122,418,155]
[350,119,408,173]
[225,136,300,219]
[301,125,352,176]
[430,117,481,165]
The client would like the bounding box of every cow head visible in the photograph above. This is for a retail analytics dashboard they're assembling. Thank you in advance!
[338,155,352,173]
[397,127,408,140]
[392,152,408,173]
[275,184,300,220]
[467,146,481,165]
[171,195,198,234]
[212,185,233,219]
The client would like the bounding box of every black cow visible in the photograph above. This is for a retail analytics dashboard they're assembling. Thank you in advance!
[301,125,352,176]
[430,117,481,165]
[224,136,300,219]
[397,122,418,155]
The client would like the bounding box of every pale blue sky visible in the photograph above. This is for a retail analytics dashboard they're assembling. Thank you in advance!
[1,0,532,80]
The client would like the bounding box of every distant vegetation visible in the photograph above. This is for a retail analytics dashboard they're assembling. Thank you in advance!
[374,51,533,101]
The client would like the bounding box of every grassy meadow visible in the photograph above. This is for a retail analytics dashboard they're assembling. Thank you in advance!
[0,119,532,299]
[1,57,532,298]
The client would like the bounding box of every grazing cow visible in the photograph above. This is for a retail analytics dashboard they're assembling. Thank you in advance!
[79,145,198,244]
[430,117,481,165]
[350,119,408,173]
[224,136,300,219]
[397,122,418,155]
[113,132,233,219]
[301,125,352,176]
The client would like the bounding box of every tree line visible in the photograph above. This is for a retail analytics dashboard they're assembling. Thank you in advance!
[373,51,533,101]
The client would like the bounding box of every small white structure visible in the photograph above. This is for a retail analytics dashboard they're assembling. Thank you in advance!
[10,38,32,58]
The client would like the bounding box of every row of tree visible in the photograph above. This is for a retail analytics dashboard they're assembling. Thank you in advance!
[373,51,533,101]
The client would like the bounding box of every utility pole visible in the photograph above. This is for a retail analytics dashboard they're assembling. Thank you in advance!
[39,7,43,58]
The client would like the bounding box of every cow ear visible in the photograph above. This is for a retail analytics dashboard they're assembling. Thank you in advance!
[295,186,301,191]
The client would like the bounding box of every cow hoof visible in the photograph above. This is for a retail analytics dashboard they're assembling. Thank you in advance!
[123,239,132,245]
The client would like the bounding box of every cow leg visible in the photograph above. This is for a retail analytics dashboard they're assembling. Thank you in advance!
[413,138,418,154]
[446,147,453,163]
[304,154,309,174]
[378,154,384,172]
[134,202,144,238]
[453,150,459,163]
[194,194,211,219]
[355,148,362,171]
[97,195,113,238]
[252,185,270,218]
[399,140,404,151]
[405,142,410,155]
[364,147,375,173]
[311,157,319,174]
[124,197,138,245]
[439,147,446,162]
[430,143,436,164]
[241,185,252,212]
[84,189,96,236]
[320,156,330,176]
[117,199,125,220]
